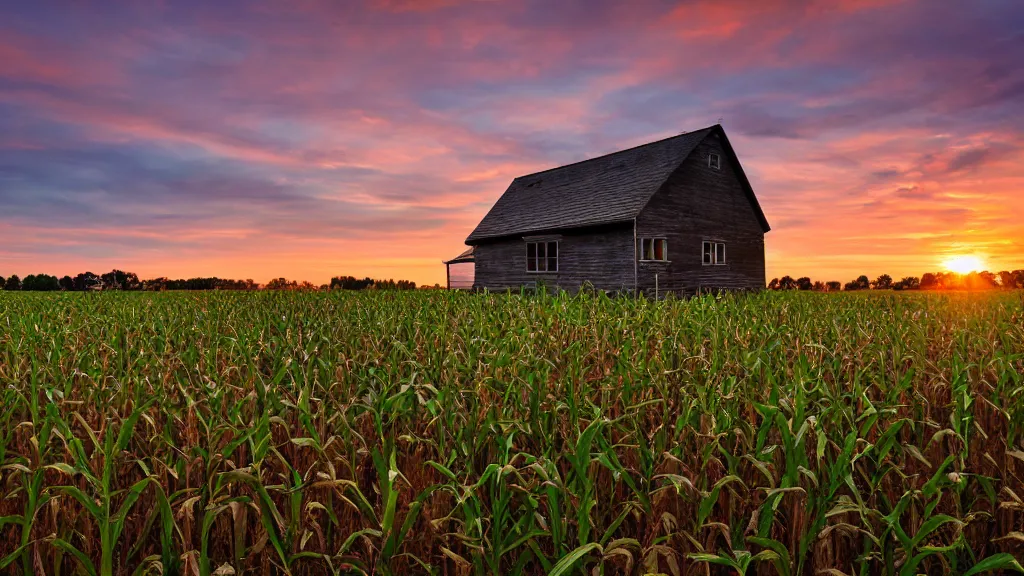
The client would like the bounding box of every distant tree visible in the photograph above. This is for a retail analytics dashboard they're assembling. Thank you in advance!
[142,277,259,290]
[73,272,102,291]
[59,275,74,291]
[4,274,21,291]
[796,277,813,291]
[22,274,60,291]
[331,276,374,290]
[997,270,1014,289]
[920,273,937,290]
[778,276,797,290]
[811,281,825,291]
[826,281,842,292]
[0,275,5,289]
[767,278,780,290]
[100,269,140,290]
[328,276,416,291]
[893,276,920,291]
[1015,270,1024,289]
[265,277,298,290]
[844,275,870,291]
[975,271,999,289]
[872,274,893,290]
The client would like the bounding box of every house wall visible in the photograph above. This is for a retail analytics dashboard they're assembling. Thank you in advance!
[635,132,766,295]
[472,223,635,293]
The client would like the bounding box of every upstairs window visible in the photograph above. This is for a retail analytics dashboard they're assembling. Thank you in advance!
[526,241,558,272]
[708,153,721,170]
[640,238,668,261]
[703,241,726,265]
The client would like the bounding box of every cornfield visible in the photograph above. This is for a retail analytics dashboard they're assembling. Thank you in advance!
[1,289,1023,576]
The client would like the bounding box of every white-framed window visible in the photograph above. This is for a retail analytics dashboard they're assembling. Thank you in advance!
[639,238,668,261]
[708,153,721,170]
[702,241,726,265]
[526,241,558,272]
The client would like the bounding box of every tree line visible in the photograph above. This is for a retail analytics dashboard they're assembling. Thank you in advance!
[0,270,419,291]
[768,269,1024,292]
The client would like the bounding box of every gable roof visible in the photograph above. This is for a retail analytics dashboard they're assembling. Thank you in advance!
[466,124,769,243]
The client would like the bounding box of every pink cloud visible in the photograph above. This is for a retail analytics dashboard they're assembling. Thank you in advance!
[1,0,1022,286]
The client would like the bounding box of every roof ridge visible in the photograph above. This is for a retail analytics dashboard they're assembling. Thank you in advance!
[465,124,735,243]
[513,125,718,181]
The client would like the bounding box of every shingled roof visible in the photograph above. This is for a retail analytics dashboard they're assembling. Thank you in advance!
[466,124,769,243]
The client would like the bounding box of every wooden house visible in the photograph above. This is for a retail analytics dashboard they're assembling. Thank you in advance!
[449,124,770,295]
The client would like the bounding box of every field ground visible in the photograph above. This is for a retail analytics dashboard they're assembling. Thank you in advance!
[1,290,1023,575]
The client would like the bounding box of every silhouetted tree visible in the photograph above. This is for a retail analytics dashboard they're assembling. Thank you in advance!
[975,271,999,289]
[329,276,416,291]
[331,276,375,290]
[265,277,298,290]
[22,274,60,291]
[920,273,937,290]
[100,269,140,290]
[844,275,870,291]
[767,278,780,290]
[826,281,842,292]
[872,274,893,290]
[796,277,813,291]
[4,275,22,291]
[893,276,920,291]
[59,275,74,291]
[778,276,797,290]
[73,272,102,291]
[812,281,825,291]
[0,275,5,289]
[997,271,1014,288]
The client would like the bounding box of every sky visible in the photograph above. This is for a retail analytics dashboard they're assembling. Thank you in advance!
[1,0,1022,286]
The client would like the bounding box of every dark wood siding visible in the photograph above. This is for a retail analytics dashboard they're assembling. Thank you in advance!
[472,224,635,293]
[635,133,766,295]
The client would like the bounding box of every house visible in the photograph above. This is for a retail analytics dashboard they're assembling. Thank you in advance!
[448,124,770,295]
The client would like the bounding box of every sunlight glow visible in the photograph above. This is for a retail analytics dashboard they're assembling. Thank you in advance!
[942,255,985,274]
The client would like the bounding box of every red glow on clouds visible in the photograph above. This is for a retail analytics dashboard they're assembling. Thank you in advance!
[1,0,1022,286]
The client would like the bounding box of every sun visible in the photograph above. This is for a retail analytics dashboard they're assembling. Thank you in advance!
[942,255,984,274]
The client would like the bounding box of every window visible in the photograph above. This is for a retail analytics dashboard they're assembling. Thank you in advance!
[702,241,726,265]
[708,153,721,170]
[639,238,668,261]
[526,241,558,272]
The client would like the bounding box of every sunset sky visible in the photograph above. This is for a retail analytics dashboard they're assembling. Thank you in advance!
[2,0,1022,286]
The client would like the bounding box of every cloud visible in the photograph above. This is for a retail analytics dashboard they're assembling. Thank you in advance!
[1,0,1023,284]
[946,147,991,173]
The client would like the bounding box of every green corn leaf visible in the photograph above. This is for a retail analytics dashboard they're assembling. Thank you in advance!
[962,553,1024,576]
[547,543,602,576]
[52,537,99,576]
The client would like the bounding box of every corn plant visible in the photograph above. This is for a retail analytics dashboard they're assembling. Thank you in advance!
[0,289,1023,575]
